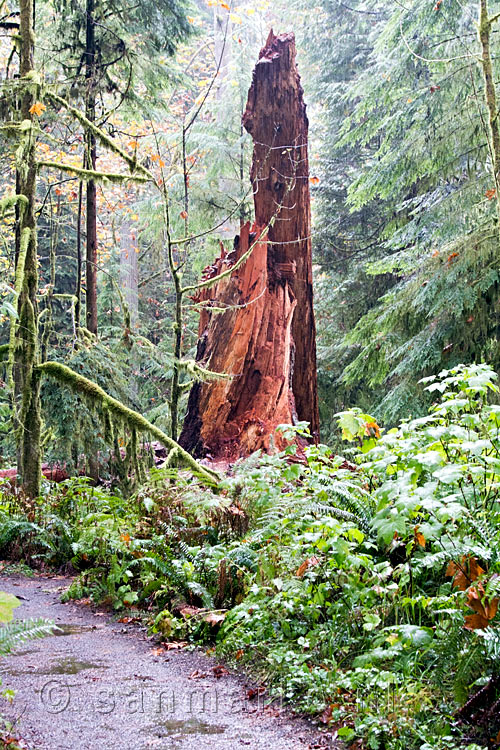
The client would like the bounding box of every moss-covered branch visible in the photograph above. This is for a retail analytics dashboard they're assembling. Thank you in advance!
[180,358,233,381]
[0,194,28,216]
[46,92,154,182]
[38,161,149,184]
[7,227,29,391]
[36,361,220,486]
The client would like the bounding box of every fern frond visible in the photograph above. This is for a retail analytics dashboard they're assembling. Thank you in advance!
[0,618,56,655]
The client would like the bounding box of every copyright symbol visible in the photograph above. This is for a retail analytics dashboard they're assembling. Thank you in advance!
[40,680,71,713]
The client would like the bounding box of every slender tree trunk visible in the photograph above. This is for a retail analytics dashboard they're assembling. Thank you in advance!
[74,180,83,336]
[14,0,42,497]
[119,219,139,399]
[478,0,500,226]
[85,0,98,335]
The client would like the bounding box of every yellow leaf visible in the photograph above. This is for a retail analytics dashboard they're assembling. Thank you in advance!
[29,101,46,116]
[230,12,242,22]
[220,1,230,8]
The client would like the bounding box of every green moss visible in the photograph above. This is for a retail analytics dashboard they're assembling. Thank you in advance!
[37,160,149,184]
[7,227,30,391]
[46,92,153,181]
[0,194,28,216]
[37,361,220,486]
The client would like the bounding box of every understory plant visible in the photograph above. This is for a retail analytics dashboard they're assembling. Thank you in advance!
[0,363,498,749]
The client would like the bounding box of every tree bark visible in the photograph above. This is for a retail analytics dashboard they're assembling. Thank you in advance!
[14,0,42,497]
[180,31,319,461]
[243,30,319,439]
[85,0,98,335]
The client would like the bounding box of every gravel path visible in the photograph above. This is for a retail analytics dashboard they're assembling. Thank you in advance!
[0,574,337,750]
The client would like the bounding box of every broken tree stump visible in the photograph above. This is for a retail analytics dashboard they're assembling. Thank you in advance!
[179,30,319,461]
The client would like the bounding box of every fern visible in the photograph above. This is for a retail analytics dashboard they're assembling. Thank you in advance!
[0,618,56,655]
[186,581,214,608]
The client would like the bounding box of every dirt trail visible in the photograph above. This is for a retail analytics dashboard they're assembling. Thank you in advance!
[0,575,335,750]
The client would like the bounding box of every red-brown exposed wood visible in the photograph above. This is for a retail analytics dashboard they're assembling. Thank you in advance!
[179,30,319,461]
[243,30,319,439]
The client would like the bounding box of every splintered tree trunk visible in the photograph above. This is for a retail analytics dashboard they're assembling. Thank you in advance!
[243,30,319,438]
[180,31,319,461]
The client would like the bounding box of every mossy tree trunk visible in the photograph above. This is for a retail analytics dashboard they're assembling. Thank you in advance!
[85,0,98,335]
[14,0,42,497]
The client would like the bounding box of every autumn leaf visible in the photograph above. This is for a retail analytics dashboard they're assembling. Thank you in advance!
[204,612,226,625]
[180,210,188,220]
[414,526,426,548]
[485,188,496,200]
[128,140,138,149]
[212,664,229,678]
[446,556,485,591]
[189,669,208,679]
[219,1,230,8]
[309,175,320,185]
[179,604,201,618]
[320,704,334,724]
[29,101,46,116]
[246,686,266,699]
[447,252,459,265]
[296,555,320,578]
[464,613,490,630]
[364,420,381,438]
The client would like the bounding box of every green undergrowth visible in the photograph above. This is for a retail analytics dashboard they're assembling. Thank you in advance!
[1,363,499,750]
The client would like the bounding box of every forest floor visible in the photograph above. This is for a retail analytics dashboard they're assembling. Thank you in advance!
[0,574,336,750]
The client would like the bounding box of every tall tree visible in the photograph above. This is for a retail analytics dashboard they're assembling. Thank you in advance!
[13,0,42,495]
[295,0,500,426]
[48,0,193,336]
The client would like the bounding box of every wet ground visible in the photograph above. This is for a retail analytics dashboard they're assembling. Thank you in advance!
[0,575,338,750]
